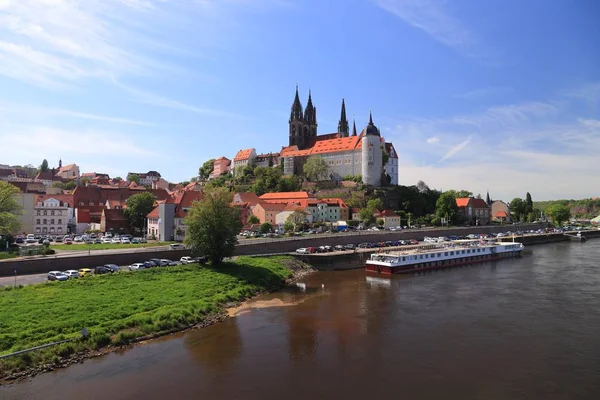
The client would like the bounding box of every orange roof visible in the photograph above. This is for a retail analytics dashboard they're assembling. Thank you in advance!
[234,148,254,162]
[147,206,160,219]
[456,198,470,207]
[311,136,362,155]
[377,209,398,217]
[494,211,508,218]
[280,145,298,157]
[259,191,313,201]
[471,198,489,209]
[256,202,287,211]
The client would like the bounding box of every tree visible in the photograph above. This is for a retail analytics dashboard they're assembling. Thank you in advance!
[0,181,22,235]
[525,192,533,214]
[50,181,65,189]
[113,176,123,182]
[435,191,458,226]
[509,198,527,222]
[416,180,430,193]
[247,215,260,225]
[80,177,90,187]
[259,222,272,234]
[184,189,242,264]
[199,159,215,181]
[547,204,570,227]
[40,159,49,173]
[127,173,140,184]
[123,192,157,233]
[283,221,294,232]
[286,210,308,231]
[64,181,77,190]
[303,155,329,182]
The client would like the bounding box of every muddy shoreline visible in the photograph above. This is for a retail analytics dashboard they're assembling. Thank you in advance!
[0,260,315,386]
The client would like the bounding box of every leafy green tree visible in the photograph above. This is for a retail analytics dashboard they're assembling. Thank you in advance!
[377,219,384,227]
[40,159,49,173]
[180,181,190,187]
[80,177,90,187]
[184,189,241,264]
[50,181,65,189]
[547,204,570,227]
[510,198,527,222]
[247,215,260,225]
[303,155,329,182]
[525,192,533,214]
[435,191,458,225]
[64,181,77,190]
[199,159,215,180]
[113,176,123,182]
[367,198,383,211]
[124,192,157,233]
[287,210,308,231]
[126,173,140,184]
[283,221,294,232]
[259,222,272,234]
[0,181,22,234]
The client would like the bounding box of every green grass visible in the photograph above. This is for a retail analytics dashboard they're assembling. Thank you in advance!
[0,256,293,376]
[0,252,18,260]
[51,241,174,251]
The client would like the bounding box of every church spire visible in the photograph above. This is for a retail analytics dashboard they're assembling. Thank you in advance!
[290,85,304,121]
[304,89,316,124]
[486,191,491,206]
[337,98,349,137]
[369,110,373,125]
[352,118,357,136]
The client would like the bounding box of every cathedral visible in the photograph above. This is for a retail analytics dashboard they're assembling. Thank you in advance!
[281,87,399,186]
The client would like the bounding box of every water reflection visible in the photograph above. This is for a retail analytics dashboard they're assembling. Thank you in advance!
[183,317,242,372]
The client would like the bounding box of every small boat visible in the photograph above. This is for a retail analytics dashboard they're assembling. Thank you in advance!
[366,240,524,275]
[564,232,587,242]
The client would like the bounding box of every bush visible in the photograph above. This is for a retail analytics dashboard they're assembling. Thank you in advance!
[43,248,56,255]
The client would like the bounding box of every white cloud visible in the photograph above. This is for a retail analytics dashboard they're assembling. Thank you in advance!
[426,136,439,144]
[455,86,514,99]
[439,135,472,163]
[374,0,478,56]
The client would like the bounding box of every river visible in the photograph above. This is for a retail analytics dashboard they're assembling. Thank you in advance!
[2,240,600,399]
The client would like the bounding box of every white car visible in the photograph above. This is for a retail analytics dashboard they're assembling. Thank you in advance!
[120,238,131,244]
[48,271,69,281]
[73,236,83,242]
[102,237,112,244]
[111,238,121,244]
[129,263,145,271]
[63,270,79,279]
[180,256,193,264]
[296,248,309,254]
[169,243,185,250]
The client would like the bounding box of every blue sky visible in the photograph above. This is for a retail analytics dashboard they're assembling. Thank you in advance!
[0,0,598,201]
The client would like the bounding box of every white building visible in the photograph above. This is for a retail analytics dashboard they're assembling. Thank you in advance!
[33,195,74,235]
[233,148,257,173]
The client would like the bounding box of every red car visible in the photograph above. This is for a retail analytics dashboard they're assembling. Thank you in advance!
[409,239,419,245]
[64,237,73,245]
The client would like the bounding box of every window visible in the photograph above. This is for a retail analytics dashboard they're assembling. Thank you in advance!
[51,219,55,225]
[57,210,62,216]
[57,227,62,232]
[43,210,47,216]
[58,219,62,224]
[43,219,47,224]
[51,210,55,216]
[36,219,40,224]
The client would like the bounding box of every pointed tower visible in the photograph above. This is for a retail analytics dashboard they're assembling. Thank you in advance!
[486,191,491,206]
[58,158,62,169]
[337,99,349,137]
[352,118,357,136]
[289,85,306,148]
[362,112,383,186]
[304,90,318,138]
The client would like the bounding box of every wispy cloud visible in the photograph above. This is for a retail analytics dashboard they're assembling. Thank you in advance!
[454,86,514,100]
[439,135,472,163]
[426,136,439,144]
[374,0,479,57]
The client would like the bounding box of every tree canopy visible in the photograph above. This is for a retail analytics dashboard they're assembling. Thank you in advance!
[0,181,22,235]
[286,210,309,231]
[247,215,260,225]
[359,198,384,226]
[127,173,140,184]
[509,198,528,222]
[199,159,215,181]
[303,155,329,182]
[434,191,458,225]
[184,189,242,264]
[547,204,570,226]
[40,159,49,173]
[259,222,272,234]
[123,192,157,233]
[525,192,533,214]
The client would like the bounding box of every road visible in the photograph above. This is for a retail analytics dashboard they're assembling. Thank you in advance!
[0,272,48,287]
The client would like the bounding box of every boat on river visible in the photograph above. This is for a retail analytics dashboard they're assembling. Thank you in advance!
[366,240,525,275]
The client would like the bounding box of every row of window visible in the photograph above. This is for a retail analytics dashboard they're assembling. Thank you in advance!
[404,248,487,261]
[36,219,63,225]
[35,227,63,233]
[36,210,63,216]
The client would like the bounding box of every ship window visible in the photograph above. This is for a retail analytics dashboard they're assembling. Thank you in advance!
[419,255,423,259]
[402,257,405,261]
[444,252,448,256]
[450,251,454,256]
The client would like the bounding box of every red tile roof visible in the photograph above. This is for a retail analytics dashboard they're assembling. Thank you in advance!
[147,206,160,219]
[35,194,74,206]
[311,136,362,155]
[257,202,287,211]
[234,192,260,204]
[377,209,398,217]
[259,192,313,201]
[103,209,127,221]
[175,191,204,218]
[234,148,255,162]
[456,198,470,207]
[471,198,489,209]
[494,211,508,218]
[280,145,298,157]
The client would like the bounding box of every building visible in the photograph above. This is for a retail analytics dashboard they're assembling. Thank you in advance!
[255,152,280,168]
[491,200,512,223]
[376,209,401,229]
[33,195,74,235]
[100,209,129,234]
[210,157,232,179]
[456,197,491,225]
[55,161,80,180]
[259,191,314,204]
[275,204,312,226]
[281,87,398,186]
[251,202,287,225]
[146,191,204,241]
[128,171,161,186]
[233,149,257,172]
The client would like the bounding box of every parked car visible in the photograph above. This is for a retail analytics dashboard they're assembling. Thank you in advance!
[143,260,157,268]
[129,263,145,271]
[63,270,79,279]
[64,237,73,245]
[15,236,24,244]
[180,256,193,264]
[55,236,64,243]
[120,237,131,244]
[160,259,178,266]
[101,237,112,244]
[193,256,207,264]
[26,234,36,244]
[94,266,113,274]
[344,243,356,250]
[111,238,121,244]
[93,238,102,244]
[131,238,141,244]
[334,245,345,251]
[296,248,309,254]
[149,258,166,266]
[48,271,69,281]
[103,264,120,272]
[169,243,185,250]
[74,236,83,243]
[78,268,93,277]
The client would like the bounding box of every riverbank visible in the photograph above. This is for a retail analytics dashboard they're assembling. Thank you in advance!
[0,256,313,384]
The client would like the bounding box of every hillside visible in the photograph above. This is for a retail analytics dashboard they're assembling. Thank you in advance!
[534,198,600,219]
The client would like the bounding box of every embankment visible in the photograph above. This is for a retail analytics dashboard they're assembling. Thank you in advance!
[0,256,312,383]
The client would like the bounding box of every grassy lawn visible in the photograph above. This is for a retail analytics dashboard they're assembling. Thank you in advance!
[0,252,18,260]
[50,241,174,251]
[0,256,293,376]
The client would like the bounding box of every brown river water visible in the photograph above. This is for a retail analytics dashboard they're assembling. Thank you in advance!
[2,240,600,399]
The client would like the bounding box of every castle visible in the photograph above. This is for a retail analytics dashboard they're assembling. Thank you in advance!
[280,87,399,186]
